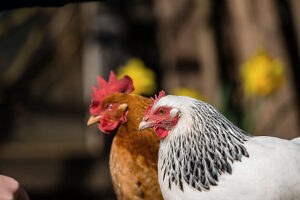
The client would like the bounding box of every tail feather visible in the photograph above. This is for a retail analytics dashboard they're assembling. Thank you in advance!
[291,137,300,144]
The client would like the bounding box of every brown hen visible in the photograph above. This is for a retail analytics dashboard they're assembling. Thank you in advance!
[87,71,163,200]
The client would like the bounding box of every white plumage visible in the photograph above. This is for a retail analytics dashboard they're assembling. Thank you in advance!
[145,95,300,200]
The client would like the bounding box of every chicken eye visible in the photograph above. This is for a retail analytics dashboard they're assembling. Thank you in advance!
[107,103,114,110]
[159,108,167,115]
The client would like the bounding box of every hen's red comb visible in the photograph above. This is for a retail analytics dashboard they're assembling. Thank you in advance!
[90,71,134,115]
[144,90,166,115]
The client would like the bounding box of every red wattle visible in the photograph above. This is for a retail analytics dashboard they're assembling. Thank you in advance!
[98,119,119,134]
[154,126,169,138]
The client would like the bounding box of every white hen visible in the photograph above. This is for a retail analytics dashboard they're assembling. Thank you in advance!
[139,92,300,200]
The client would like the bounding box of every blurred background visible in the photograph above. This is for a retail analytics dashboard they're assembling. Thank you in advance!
[0,0,299,199]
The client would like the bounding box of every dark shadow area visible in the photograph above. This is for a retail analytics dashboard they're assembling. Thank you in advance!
[276,0,300,114]
[211,0,244,126]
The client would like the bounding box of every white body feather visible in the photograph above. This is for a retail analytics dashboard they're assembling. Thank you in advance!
[154,95,300,200]
[159,136,300,200]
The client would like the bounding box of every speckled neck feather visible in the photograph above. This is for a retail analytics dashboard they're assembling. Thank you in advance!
[159,100,250,192]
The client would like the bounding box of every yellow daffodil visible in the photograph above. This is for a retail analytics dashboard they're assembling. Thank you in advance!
[172,88,204,101]
[117,58,156,95]
[240,49,284,97]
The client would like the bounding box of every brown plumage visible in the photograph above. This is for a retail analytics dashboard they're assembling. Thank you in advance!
[87,72,163,200]
[108,93,162,200]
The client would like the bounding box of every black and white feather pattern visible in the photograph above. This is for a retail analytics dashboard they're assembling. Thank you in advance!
[152,95,300,200]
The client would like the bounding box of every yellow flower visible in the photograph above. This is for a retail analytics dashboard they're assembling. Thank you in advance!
[172,88,204,101]
[240,50,284,97]
[117,58,156,95]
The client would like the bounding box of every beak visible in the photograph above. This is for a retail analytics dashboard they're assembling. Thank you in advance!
[87,115,102,126]
[139,120,154,131]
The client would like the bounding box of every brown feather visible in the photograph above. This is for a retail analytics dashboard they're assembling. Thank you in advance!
[101,93,163,200]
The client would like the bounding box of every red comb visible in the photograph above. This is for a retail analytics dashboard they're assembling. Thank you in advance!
[144,90,166,115]
[90,71,134,115]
